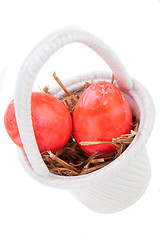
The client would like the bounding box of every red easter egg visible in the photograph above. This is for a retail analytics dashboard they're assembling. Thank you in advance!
[73,81,132,156]
[4,92,72,153]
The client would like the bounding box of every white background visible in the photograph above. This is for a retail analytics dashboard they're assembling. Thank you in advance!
[0,0,160,239]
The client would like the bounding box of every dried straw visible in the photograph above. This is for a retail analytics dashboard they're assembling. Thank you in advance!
[41,73,138,176]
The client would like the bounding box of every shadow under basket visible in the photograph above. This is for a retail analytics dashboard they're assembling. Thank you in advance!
[15,28,155,213]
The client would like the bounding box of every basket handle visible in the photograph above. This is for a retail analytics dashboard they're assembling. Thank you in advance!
[14,27,134,176]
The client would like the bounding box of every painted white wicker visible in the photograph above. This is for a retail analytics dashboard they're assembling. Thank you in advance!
[15,28,155,213]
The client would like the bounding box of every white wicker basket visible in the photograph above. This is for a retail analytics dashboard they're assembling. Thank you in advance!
[15,28,155,213]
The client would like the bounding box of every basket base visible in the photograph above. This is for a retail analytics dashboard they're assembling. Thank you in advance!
[71,147,151,213]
